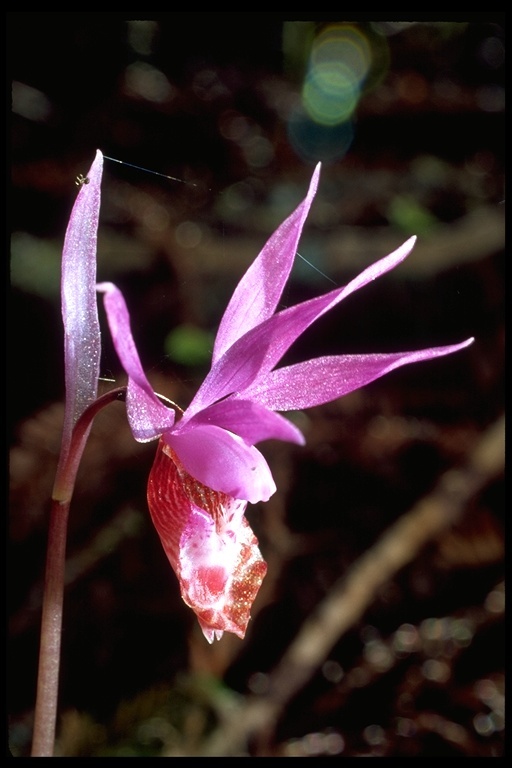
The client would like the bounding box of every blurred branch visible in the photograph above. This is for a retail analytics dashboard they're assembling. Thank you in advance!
[105,174,504,284]
[323,206,505,278]
[198,414,504,756]
[187,205,504,281]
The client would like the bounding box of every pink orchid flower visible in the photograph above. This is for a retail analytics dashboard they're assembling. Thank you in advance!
[94,156,473,642]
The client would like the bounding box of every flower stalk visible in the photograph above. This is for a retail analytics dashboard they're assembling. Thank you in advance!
[31,152,104,756]
[31,388,127,755]
[31,496,70,757]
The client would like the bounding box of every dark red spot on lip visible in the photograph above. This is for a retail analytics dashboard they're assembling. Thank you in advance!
[197,565,227,596]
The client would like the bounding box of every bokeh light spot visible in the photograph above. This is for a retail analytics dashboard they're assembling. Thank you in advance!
[175,221,202,249]
[303,24,372,127]
[288,23,390,164]
[322,659,344,683]
[312,25,372,85]
[288,105,354,163]
[363,724,386,746]
[303,61,360,125]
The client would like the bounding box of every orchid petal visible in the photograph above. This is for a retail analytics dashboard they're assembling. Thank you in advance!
[213,163,321,363]
[165,425,276,503]
[147,441,267,641]
[179,398,305,446]
[187,236,417,416]
[179,507,266,642]
[97,282,175,441]
[60,150,103,461]
[236,339,475,411]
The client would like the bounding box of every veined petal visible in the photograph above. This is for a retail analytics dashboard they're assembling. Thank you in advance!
[97,282,176,441]
[147,441,267,642]
[179,507,266,642]
[213,163,321,363]
[179,398,305,446]
[236,339,475,411]
[165,425,277,503]
[187,237,417,416]
[60,150,103,461]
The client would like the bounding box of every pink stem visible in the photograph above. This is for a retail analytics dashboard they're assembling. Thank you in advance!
[31,387,127,756]
[31,496,70,757]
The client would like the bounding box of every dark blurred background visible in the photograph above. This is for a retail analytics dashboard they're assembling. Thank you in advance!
[9,13,504,757]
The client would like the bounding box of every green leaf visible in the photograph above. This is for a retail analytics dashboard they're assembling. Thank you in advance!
[164,324,213,367]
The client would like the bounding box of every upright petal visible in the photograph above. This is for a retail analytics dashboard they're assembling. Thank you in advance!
[97,282,176,441]
[236,340,475,411]
[147,441,267,642]
[212,163,321,363]
[187,237,417,416]
[59,150,103,467]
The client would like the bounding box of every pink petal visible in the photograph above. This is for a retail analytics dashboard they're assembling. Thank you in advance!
[147,440,267,641]
[179,398,305,446]
[187,237,417,416]
[165,424,277,503]
[60,150,103,460]
[96,282,176,441]
[236,339,475,411]
[212,163,321,364]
